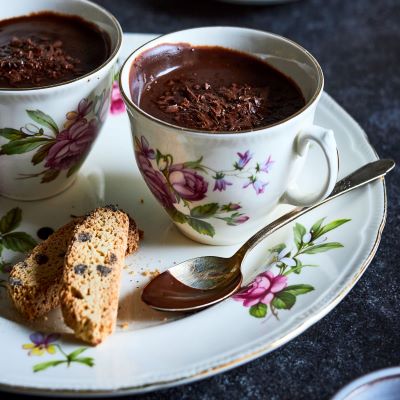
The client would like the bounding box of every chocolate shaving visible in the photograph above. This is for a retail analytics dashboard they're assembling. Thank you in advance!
[74,264,87,275]
[104,204,119,212]
[35,253,49,265]
[154,80,267,131]
[108,253,118,264]
[97,265,112,277]
[0,35,81,87]
[77,232,91,242]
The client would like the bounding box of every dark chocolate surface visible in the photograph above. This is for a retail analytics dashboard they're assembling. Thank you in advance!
[0,12,110,88]
[132,44,305,131]
[3,0,399,399]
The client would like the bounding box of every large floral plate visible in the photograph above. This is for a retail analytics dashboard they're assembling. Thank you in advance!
[0,34,386,396]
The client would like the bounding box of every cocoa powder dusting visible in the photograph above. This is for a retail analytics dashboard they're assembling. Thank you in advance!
[154,80,266,131]
[0,36,81,87]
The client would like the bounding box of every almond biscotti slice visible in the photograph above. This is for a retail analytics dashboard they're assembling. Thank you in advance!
[61,206,129,345]
[8,219,80,320]
[8,214,140,321]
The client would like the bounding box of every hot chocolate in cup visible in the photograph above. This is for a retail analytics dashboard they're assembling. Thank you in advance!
[120,27,339,245]
[0,0,122,200]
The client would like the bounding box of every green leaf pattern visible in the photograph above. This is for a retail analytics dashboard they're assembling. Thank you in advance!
[0,128,28,140]
[234,217,350,319]
[2,232,37,253]
[302,242,344,254]
[0,88,110,184]
[0,207,22,233]
[26,110,59,134]
[22,334,95,373]
[0,207,36,277]
[0,137,51,155]
[293,223,306,250]
[187,217,215,237]
[271,291,296,310]
[190,203,219,219]
[249,303,268,318]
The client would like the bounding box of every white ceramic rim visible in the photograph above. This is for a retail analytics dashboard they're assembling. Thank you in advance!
[0,0,123,93]
[331,367,400,400]
[119,26,324,136]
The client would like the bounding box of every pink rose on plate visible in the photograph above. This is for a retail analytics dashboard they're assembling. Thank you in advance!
[45,119,98,171]
[168,164,208,201]
[233,271,287,307]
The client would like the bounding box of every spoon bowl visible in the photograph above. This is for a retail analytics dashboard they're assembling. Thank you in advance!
[168,255,242,290]
[141,265,243,312]
[142,255,244,311]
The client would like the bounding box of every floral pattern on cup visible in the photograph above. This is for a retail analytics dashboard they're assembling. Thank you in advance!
[22,332,94,373]
[135,135,274,237]
[0,88,110,183]
[233,217,350,318]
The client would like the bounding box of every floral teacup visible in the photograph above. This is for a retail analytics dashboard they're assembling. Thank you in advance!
[0,0,122,200]
[120,27,339,245]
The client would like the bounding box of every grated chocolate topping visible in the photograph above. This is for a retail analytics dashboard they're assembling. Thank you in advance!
[0,36,81,87]
[154,80,266,132]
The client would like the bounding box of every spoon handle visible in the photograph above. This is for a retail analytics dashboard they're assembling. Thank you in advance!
[235,159,395,257]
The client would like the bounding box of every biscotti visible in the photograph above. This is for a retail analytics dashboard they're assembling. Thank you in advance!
[61,206,129,345]
[8,219,80,320]
[8,213,140,321]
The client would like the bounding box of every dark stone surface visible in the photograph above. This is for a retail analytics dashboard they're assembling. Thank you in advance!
[3,0,399,399]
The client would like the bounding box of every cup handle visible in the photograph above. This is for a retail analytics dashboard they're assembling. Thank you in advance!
[281,125,339,206]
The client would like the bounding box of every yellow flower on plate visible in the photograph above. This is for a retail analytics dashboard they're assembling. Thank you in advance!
[22,332,60,356]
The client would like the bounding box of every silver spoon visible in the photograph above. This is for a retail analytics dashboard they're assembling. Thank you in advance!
[142,159,395,312]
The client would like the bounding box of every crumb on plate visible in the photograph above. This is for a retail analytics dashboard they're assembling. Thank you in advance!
[141,269,160,278]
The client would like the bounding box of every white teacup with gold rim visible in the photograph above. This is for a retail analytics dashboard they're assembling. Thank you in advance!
[120,27,339,245]
[0,0,122,200]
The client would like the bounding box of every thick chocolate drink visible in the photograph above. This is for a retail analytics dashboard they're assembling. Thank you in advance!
[130,44,306,132]
[0,12,111,89]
